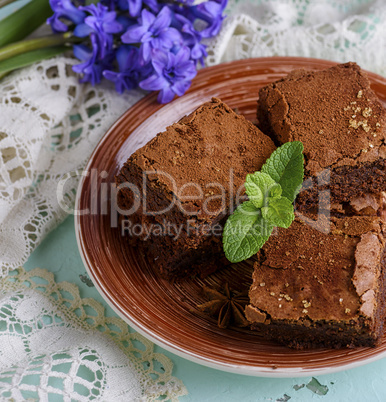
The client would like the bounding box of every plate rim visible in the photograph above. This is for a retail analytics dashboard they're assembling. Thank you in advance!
[74,56,386,377]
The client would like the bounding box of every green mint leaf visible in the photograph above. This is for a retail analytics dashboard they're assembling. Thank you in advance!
[245,172,281,209]
[261,197,295,228]
[223,201,273,263]
[261,141,304,202]
[244,180,264,209]
[269,183,282,199]
[222,141,304,263]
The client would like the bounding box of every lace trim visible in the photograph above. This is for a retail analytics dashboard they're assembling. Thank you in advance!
[0,57,144,276]
[0,267,187,401]
[206,0,386,77]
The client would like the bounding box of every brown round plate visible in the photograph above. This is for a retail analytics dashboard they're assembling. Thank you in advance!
[75,57,386,377]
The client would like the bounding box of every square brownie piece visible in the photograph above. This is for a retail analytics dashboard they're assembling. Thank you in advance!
[257,62,386,209]
[246,216,386,349]
[116,98,276,278]
[252,62,386,348]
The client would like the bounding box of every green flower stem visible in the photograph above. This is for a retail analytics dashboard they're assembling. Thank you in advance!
[0,33,80,62]
[0,0,52,47]
[0,45,68,80]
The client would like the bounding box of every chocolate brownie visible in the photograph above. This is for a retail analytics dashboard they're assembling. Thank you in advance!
[250,62,386,348]
[257,62,386,210]
[116,98,276,278]
[246,215,386,349]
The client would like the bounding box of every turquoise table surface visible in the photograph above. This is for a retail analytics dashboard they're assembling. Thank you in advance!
[25,216,386,402]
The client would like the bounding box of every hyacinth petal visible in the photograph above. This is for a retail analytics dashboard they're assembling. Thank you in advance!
[173,46,190,65]
[73,23,93,37]
[158,87,175,104]
[103,70,131,93]
[103,11,117,23]
[174,13,190,28]
[78,4,96,14]
[191,43,207,60]
[116,46,137,71]
[90,70,102,85]
[144,0,158,12]
[163,27,183,43]
[171,80,190,96]
[140,74,168,91]
[174,59,196,75]
[84,15,97,27]
[102,70,117,81]
[151,48,168,64]
[127,49,140,68]
[78,3,123,36]
[192,0,226,38]
[140,42,152,64]
[72,64,85,74]
[152,49,168,75]
[141,8,156,28]
[202,19,222,38]
[128,0,142,17]
[151,6,172,33]
[116,82,125,94]
[175,66,196,81]
[115,47,129,71]
[50,0,86,23]
[122,75,138,91]
[113,76,126,93]
[194,0,224,20]
[150,37,162,51]
[47,16,68,33]
[153,57,168,76]
[138,61,154,80]
[73,44,91,62]
[104,19,123,34]
[168,26,185,40]
[121,25,147,43]
[158,28,182,48]
[166,52,175,71]
[201,1,222,15]
[152,62,163,76]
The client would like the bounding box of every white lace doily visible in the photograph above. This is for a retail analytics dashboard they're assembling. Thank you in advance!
[207,0,386,77]
[0,58,145,276]
[1,0,385,274]
[0,267,187,401]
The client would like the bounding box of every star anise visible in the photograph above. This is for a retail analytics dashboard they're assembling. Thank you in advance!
[197,283,250,329]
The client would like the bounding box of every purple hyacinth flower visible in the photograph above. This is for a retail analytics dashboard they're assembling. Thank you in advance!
[116,15,135,31]
[169,0,194,19]
[173,14,207,65]
[74,4,123,59]
[127,0,159,17]
[139,46,197,104]
[100,0,127,11]
[103,46,142,93]
[121,7,182,64]
[191,0,227,38]
[47,0,86,33]
[73,33,113,85]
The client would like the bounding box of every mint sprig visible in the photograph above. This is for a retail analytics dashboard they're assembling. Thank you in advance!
[223,201,274,263]
[223,141,304,263]
[261,141,304,202]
